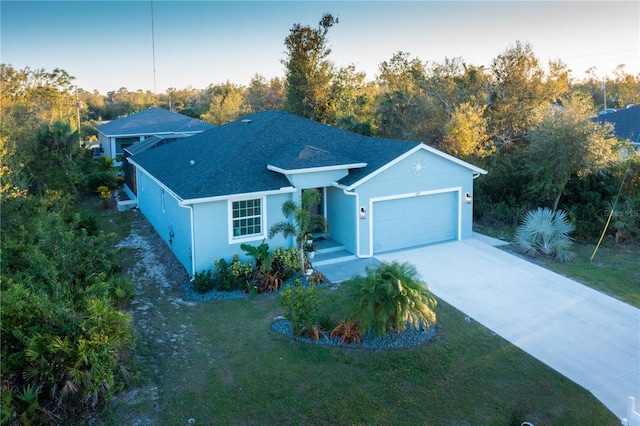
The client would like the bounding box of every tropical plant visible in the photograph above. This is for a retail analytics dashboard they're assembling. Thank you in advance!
[311,271,326,286]
[1,384,41,426]
[302,323,328,342]
[278,280,319,336]
[344,261,437,337]
[241,240,288,293]
[105,274,136,307]
[303,240,317,255]
[268,189,329,274]
[515,207,575,261]
[603,198,639,244]
[330,320,362,344]
[241,239,273,285]
[261,270,284,293]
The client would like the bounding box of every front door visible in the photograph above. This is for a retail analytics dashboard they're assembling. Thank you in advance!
[303,187,325,236]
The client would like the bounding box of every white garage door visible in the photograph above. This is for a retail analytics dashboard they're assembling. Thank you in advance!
[372,191,458,254]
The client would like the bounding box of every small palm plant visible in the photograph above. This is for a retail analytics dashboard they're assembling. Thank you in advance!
[604,199,639,244]
[345,261,437,337]
[268,189,329,274]
[515,207,575,262]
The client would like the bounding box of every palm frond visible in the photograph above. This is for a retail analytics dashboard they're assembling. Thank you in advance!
[345,261,436,337]
[515,207,575,261]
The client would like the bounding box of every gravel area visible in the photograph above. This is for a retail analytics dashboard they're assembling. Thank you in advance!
[181,273,328,301]
[182,283,249,301]
[271,318,436,350]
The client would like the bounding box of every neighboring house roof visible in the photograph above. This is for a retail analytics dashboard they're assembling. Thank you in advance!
[96,107,215,137]
[124,134,193,156]
[130,111,486,202]
[593,105,640,143]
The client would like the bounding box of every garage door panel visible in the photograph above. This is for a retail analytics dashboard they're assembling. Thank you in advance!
[373,192,458,254]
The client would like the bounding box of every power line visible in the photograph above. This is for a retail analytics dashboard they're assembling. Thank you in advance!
[151,0,157,94]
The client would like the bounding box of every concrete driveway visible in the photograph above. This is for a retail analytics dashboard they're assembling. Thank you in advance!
[376,237,640,422]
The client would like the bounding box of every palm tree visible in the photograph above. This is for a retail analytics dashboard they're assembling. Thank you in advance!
[268,189,329,274]
[515,207,575,261]
[345,261,437,337]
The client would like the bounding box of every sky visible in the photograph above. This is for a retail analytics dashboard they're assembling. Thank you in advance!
[2,0,639,94]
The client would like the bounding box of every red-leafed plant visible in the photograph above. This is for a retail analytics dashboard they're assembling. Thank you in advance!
[330,320,362,345]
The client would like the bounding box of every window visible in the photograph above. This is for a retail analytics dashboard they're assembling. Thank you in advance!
[232,198,262,238]
[115,137,138,156]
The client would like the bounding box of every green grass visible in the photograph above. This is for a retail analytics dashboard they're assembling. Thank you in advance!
[97,290,617,425]
[475,224,639,308]
[92,215,624,425]
[533,242,640,308]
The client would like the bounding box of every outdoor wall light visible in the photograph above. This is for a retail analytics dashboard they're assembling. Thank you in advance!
[360,206,366,219]
[465,193,472,204]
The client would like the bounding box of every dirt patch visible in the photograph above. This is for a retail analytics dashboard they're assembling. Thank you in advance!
[95,209,193,425]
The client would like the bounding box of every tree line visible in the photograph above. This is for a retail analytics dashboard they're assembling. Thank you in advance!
[1,64,135,424]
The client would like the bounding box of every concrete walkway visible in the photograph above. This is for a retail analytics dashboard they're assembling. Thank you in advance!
[377,238,640,422]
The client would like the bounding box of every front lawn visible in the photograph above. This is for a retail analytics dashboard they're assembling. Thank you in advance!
[95,229,618,425]
[99,292,617,425]
[92,212,620,425]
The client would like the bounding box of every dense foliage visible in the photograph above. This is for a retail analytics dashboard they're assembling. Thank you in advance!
[1,66,133,424]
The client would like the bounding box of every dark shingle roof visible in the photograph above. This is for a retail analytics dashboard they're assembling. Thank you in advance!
[268,144,365,171]
[96,107,215,136]
[593,105,640,143]
[130,111,422,201]
[124,136,168,156]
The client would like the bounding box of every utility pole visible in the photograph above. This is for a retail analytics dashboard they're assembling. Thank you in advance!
[76,85,82,146]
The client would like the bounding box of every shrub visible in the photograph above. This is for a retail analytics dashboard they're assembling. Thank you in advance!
[515,207,575,262]
[279,280,319,336]
[97,185,111,208]
[272,247,301,282]
[192,269,215,293]
[213,255,253,291]
[344,261,437,337]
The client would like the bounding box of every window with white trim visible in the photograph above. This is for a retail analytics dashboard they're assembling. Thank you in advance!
[232,198,262,238]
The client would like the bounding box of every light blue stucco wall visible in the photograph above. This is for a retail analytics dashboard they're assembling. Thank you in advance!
[136,168,298,275]
[136,170,193,273]
[189,192,295,274]
[353,148,477,255]
[326,186,357,253]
